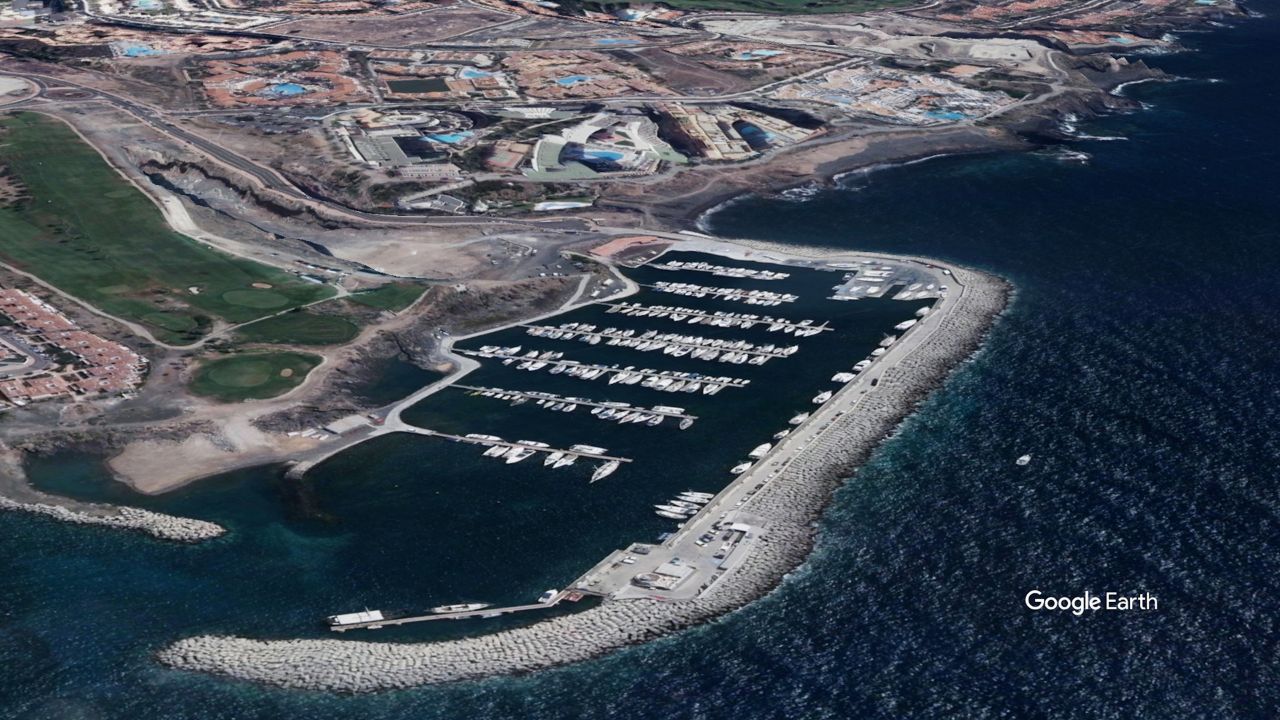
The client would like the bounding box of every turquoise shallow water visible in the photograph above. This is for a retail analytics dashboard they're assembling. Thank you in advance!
[4,7,1280,718]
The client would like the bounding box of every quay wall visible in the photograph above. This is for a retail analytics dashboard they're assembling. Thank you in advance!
[157,261,1011,692]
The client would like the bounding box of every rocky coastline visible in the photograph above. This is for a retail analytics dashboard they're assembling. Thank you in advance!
[0,495,225,542]
[157,261,1011,692]
[0,442,226,542]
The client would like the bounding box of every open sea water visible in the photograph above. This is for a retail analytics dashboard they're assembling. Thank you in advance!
[2,6,1279,718]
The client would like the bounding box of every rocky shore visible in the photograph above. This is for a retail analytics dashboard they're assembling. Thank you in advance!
[157,261,1011,692]
[0,495,225,542]
[0,443,226,542]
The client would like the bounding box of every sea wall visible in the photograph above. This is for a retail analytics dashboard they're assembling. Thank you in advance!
[0,444,226,543]
[0,495,226,542]
[157,261,1010,692]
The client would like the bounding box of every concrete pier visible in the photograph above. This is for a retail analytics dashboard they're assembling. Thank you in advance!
[330,591,576,632]
[454,349,752,388]
[394,428,634,464]
[454,384,699,423]
[597,302,833,334]
[522,324,799,362]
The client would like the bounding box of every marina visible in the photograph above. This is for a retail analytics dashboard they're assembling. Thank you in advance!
[403,427,633,466]
[455,384,698,428]
[521,322,801,365]
[650,259,790,281]
[644,281,799,305]
[454,347,753,391]
[599,302,832,335]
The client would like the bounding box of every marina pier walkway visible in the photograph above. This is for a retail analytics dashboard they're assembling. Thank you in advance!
[453,349,752,388]
[330,591,578,632]
[520,324,799,361]
[452,384,699,423]
[392,427,635,464]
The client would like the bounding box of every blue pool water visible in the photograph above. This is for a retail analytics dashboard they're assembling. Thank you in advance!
[735,49,784,60]
[458,68,493,79]
[924,110,969,121]
[116,43,166,57]
[262,83,306,97]
[554,75,592,87]
[581,149,624,161]
[426,131,473,145]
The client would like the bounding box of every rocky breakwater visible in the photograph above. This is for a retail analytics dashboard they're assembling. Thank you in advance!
[0,445,225,543]
[158,263,1010,692]
[0,495,226,542]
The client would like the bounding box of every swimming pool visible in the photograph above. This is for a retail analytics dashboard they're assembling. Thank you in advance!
[581,149,624,162]
[735,49,784,60]
[555,75,593,87]
[263,83,307,97]
[426,131,474,145]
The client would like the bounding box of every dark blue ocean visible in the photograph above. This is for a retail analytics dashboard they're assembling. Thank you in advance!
[3,6,1279,718]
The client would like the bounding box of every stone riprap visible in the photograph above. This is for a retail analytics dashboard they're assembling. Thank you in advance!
[0,495,226,542]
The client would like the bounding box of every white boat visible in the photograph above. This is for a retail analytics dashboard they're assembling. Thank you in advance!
[789,412,810,425]
[731,461,752,474]
[655,510,688,520]
[680,491,714,500]
[570,444,608,455]
[895,319,918,331]
[679,418,694,430]
[669,500,700,510]
[544,451,565,467]
[773,429,791,439]
[677,494,709,504]
[591,460,620,483]
[812,391,833,404]
[482,445,509,458]
[553,454,577,468]
[327,609,384,627]
[505,446,537,464]
[749,443,772,459]
[537,589,558,604]
[431,603,490,614]
[1016,454,1033,466]
[654,504,696,515]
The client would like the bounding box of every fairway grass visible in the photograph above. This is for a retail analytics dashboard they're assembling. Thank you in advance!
[234,311,360,346]
[347,283,426,312]
[190,352,322,401]
[0,113,335,344]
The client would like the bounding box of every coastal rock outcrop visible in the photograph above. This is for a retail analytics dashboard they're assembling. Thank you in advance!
[157,256,1010,692]
[0,495,225,542]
